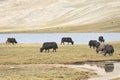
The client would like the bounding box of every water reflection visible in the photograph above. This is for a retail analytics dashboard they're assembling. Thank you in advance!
[85,62,115,73]
[104,63,114,73]
[68,62,120,80]
[75,62,120,80]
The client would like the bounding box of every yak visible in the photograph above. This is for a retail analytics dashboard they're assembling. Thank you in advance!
[88,40,99,49]
[61,37,74,45]
[96,44,114,56]
[6,38,17,45]
[96,43,106,53]
[98,36,105,42]
[40,42,58,52]
[103,45,114,56]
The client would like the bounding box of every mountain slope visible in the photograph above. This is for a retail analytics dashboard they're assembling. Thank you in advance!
[0,0,120,32]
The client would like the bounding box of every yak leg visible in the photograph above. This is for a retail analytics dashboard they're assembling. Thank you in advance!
[111,53,113,56]
[6,41,10,45]
[61,42,63,45]
[90,46,91,48]
[109,53,111,56]
[48,49,49,52]
[45,49,47,52]
[45,49,48,52]
[12,42,14,45]
[53,49,54,52]
[96,49,99,53]
[103,53,107,56]
[54,49,56,52]
[109,52,113,56]
[63,42,64,45]
[53,48,56,52]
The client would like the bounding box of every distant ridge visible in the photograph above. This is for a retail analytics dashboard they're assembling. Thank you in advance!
[0,0,120,32]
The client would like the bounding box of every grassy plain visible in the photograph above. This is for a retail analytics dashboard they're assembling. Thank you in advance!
[0,42,120,80]
[0,42,120,64]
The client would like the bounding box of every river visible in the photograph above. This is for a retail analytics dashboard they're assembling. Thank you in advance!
[0,33,120,44]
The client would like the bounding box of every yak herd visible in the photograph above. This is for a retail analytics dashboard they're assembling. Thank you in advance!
[5,36,114,56]
[88,36,114,56]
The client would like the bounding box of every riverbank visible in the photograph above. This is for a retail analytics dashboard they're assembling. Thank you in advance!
[0,64,96,80]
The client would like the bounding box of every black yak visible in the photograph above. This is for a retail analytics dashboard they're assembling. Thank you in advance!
[61,37,74,45]
[40,42,58,52]
[6,38,17,45]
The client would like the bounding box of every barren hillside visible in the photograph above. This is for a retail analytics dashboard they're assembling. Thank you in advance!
[0,0,120,32]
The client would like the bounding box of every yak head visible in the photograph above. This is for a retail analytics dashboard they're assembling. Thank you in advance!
[95,42,100,48]
[40,48,44,52]
[15,40,18,44]
[71,41,74,45]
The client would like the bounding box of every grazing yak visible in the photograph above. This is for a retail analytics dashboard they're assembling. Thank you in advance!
[103,45,114,56]
[88,40,100,49]
[40,42,58,52]
[6,38,17,45]
[96,44,114,56]
[98,36,105,42]
[96,43,105,53]
[61,37,74,45]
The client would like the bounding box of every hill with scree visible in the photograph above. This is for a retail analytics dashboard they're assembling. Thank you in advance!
[0,0,120,32]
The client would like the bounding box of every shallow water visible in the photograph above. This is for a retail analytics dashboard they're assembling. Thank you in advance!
[0,33,120,44]
[67,62,120,80]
